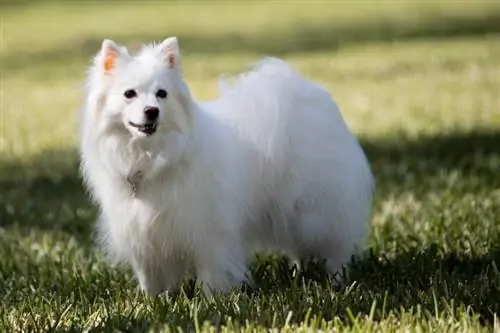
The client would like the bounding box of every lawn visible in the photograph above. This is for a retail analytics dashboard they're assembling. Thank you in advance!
[1,1,500,332]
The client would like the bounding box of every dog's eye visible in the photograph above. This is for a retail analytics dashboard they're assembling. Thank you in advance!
[156,89,168,99]
[124,89,137,99]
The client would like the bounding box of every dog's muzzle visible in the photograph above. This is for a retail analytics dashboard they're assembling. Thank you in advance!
[128,121,157,135]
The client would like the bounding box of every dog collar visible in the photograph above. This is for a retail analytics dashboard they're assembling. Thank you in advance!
[126,171,143,197]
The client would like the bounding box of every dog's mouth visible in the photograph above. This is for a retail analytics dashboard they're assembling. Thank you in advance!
[128,121,157,135]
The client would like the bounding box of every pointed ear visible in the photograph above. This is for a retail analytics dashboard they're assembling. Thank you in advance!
[158,37,182,74]
[98,39,127,75]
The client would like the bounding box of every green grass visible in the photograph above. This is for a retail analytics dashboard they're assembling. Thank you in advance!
[2,1,500,331]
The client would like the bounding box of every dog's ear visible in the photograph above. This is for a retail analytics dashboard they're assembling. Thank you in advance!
[98,39,127,75]
[158,37,183,74]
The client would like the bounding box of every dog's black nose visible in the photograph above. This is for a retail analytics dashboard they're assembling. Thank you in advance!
[144,107,159,121]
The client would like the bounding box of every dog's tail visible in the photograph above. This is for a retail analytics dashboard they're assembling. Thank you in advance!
[215,57,351,139]
[218,57,332,104]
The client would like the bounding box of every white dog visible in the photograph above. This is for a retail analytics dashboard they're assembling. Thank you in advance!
[79,37,374,297]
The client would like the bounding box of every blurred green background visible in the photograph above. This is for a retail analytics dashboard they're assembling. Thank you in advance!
[3,0,500,154]
[2,1,500,331]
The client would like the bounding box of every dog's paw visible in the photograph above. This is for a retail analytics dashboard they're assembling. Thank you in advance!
[195,268,252,298]
[137,274,165,296]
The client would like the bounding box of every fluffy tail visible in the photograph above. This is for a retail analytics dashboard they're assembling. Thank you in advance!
[214,57,350,141]
[218,57,331,102]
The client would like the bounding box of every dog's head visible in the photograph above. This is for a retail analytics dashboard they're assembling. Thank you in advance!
[85,37,193,139]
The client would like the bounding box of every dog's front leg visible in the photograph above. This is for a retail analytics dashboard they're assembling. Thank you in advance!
[132,255,184,296]
[194,237,251,297]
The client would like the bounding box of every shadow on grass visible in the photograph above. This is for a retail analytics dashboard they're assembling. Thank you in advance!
[0,150,94,243]
[245,245,500,327]
[70,245,500,330]
[365,130,500,198]
[4,9,500,77]
[1,129,498,239]
[1,129,499,328]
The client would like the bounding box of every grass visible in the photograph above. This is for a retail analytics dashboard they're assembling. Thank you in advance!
[2,1,500,331]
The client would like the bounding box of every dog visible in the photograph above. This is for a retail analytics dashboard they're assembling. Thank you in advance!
[79,36,374,297]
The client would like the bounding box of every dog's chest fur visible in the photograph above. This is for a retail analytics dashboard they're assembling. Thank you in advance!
[102,150,205,262]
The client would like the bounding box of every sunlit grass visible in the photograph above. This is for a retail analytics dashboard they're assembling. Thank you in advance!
[3,36,499,157]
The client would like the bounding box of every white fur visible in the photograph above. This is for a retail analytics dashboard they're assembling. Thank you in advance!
[79,37,374,296]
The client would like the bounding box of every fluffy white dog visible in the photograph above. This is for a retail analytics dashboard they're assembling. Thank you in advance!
[79,37,374,296]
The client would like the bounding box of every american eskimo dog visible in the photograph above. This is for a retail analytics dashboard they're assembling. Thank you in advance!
[79,37,374,296]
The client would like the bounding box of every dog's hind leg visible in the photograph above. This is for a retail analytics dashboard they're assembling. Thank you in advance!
[292,201,369,287]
